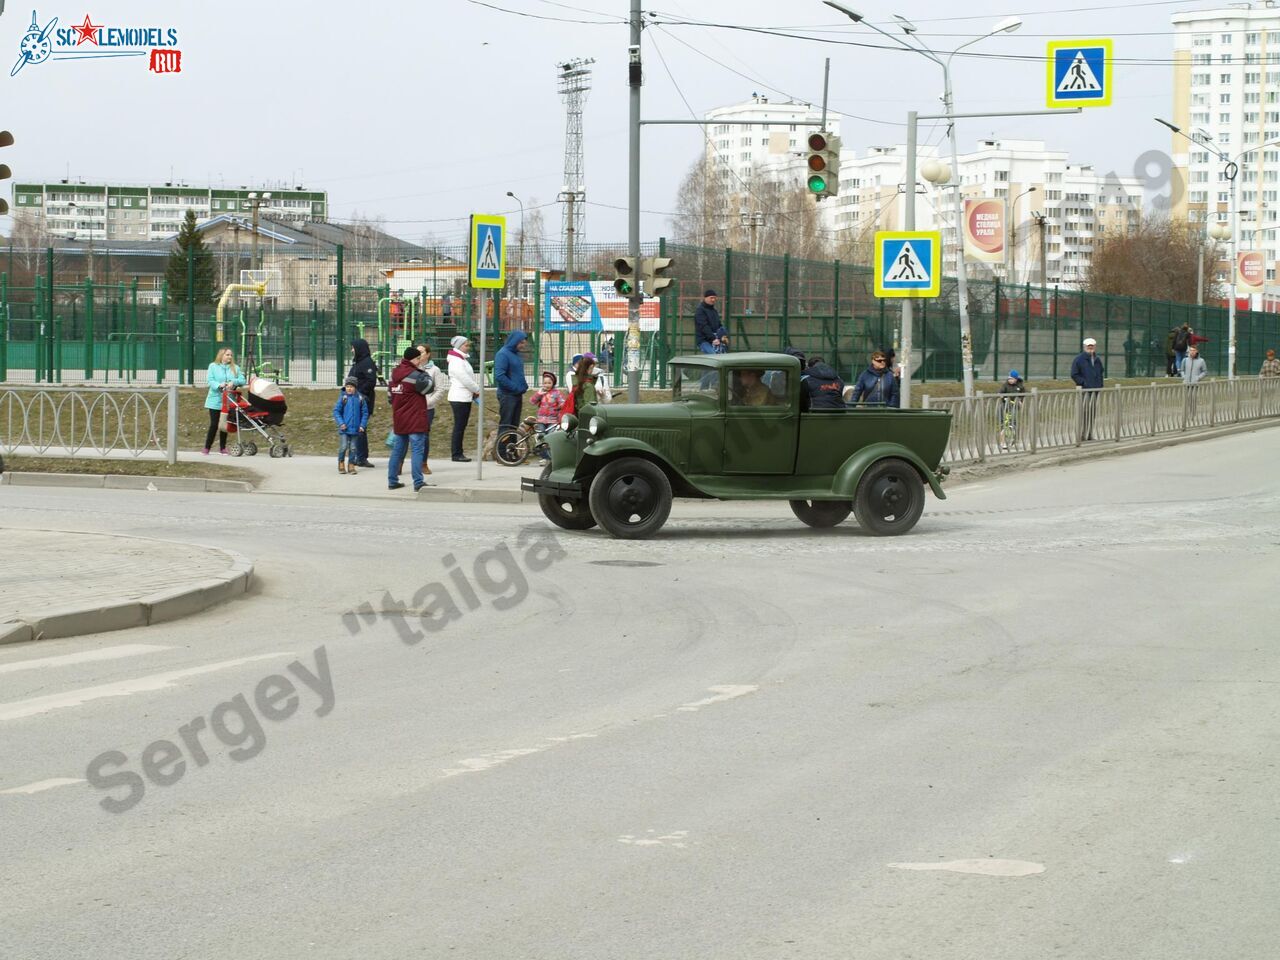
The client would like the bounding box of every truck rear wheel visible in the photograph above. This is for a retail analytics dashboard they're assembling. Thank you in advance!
[789,499,852,528]
[853,458,925,536]
[537,464,597,530]
[588,457,672,540]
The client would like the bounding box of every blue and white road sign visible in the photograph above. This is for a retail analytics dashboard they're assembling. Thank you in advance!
[874,231,941,299]
[469,214,507,289]
[1047,39,1112,108]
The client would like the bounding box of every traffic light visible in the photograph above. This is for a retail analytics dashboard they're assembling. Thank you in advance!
[0,130,12,216]
[613,256,638,297]
[805,130,841,199]
[642,256,674,296]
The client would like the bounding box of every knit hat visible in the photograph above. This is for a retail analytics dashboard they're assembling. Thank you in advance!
[450,335,467,350]
[704,289,717,298]
[1008,370,1021,379]
[344,375,359,387]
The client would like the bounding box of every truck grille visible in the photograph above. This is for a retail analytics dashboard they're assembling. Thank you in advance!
[613,428,685,465]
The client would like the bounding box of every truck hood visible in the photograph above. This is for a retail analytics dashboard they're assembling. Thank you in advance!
[590,402,692,427]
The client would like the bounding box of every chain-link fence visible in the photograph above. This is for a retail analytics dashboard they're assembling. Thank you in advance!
[4,238,1278,391]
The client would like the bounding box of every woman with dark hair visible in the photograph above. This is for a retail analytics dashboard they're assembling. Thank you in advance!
[568,353,602,413]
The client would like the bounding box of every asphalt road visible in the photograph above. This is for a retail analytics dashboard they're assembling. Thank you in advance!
[2,429,1278,960]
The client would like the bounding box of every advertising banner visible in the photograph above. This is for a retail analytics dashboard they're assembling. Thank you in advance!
[1237,251,1266,293]
[543,281,660,332]
[963,198,1007,263]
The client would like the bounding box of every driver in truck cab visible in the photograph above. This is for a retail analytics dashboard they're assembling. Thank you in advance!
[732,368,782,407]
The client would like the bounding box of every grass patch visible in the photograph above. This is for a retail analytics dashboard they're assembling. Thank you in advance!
[2,455,261,483]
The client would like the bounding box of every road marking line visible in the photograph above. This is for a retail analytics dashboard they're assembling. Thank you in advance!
[676,685,759,712]
[0,653,290,722]
[618,830,690,848]
[0,777,85,795]
[440,734,598,778]
[0,644,170,677]
[889,859,1045,877]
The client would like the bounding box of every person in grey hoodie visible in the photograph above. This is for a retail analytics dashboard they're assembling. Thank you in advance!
[1182,344,1208,419]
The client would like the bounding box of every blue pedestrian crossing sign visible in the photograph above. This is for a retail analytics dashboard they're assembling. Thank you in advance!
[469,214,507,289]
[874,231,941,299]
[1047,39,1112,108]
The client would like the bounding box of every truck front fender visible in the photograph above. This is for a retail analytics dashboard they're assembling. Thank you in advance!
[832,443,947,500]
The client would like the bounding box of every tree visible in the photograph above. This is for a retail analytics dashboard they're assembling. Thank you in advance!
[1085,215,1220,303]
[165,210,217,304]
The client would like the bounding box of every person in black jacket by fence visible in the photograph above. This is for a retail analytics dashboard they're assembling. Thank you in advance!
[347,338,378,467]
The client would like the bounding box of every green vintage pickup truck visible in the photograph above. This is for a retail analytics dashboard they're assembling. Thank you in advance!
[520,352,952,540]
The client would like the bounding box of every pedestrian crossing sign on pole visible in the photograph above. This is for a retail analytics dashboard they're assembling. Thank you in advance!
[469,214,507,289]
[874,231,941,299]
[1047,39,1112,108]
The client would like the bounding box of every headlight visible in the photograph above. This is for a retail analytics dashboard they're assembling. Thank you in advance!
[588,416,604,437]
[560,414,578,432]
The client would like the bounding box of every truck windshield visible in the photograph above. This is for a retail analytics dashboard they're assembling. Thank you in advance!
[672,364,719,402]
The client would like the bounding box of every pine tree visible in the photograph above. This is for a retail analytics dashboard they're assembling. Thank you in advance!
[165,210,217,304]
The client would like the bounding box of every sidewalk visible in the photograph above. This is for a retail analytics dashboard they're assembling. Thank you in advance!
[0,529,253,644]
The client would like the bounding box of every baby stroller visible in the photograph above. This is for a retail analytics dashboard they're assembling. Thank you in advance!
[222,376,292,458]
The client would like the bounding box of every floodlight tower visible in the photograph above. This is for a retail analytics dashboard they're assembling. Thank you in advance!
[557,57,594,280]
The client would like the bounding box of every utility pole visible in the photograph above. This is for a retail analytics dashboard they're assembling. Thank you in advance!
[1034,213,1048,306]
[247,191,271,272]
[625,0,643,403]
[562,190,576,281]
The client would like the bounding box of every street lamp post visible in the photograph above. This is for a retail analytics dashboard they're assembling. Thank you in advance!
[506,191,526,329]
[1157,118,1280,379]
[825,2,1021,398]
[1010,186,1038,286]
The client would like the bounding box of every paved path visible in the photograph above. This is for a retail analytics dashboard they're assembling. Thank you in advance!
[0,529,252,642]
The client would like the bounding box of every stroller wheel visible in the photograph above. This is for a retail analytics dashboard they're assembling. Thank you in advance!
[269,442,285,459]
[229,441,244,457]
[244,441,258,457]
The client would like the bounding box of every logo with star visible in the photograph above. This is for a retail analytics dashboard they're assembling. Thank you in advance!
[72,14,101,45]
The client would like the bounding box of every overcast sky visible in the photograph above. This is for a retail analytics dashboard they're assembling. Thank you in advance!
[2,0,1197,247]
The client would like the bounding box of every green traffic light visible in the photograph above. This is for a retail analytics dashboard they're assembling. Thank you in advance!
[615,280,634,296]
[807,174,827,193]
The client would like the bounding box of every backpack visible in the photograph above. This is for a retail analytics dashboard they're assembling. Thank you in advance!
[1173,329,1191,351]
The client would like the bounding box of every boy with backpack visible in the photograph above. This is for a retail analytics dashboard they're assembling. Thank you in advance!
[333,376,369,475]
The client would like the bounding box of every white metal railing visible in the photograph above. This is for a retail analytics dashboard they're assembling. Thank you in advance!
[924,379,1280,465]
[0,385,179,464]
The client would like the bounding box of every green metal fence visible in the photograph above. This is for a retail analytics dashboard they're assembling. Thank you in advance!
[4,240,1278,389]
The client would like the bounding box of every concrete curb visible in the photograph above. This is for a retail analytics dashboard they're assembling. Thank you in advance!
[947,418,1280,484]
[0,472,254,493]
[0,539,254,645]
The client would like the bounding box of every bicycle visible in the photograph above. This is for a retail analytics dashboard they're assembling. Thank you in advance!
[494,416,553,467]
[997,404,1019,452]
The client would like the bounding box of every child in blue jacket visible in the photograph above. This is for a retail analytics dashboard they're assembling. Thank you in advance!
[333,376,369,474]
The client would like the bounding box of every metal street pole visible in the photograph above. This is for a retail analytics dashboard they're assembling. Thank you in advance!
[940,66,977,397]
[900,112,917,410]
[1227,166,1238,379]
[625,0,643,404]
[476,289,486,479]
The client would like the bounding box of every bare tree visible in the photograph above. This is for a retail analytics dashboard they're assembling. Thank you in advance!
[1085,215,1220,303]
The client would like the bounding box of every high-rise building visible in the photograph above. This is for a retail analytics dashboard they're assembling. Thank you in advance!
[9,180,328,242]
[833,139,1142,287]
[703,94,840,233]
[1171,3,1280,290]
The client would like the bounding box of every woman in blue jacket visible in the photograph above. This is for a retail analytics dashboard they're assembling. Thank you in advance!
[203,348,246,454]
[850,351,900,408]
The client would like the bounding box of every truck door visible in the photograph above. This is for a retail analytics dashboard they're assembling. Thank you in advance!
[722,366,798,475]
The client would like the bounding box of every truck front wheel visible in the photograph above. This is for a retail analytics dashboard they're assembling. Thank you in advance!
[853,458,925,536]
[537,464,597,530]
[588,457,672,540]
[789,499,852,528]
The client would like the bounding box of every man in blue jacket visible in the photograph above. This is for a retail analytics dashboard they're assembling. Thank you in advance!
[494,330,530,440]
[1071,337,1105,440]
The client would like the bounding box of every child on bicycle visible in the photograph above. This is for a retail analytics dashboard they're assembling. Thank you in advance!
[997,369,1026,451]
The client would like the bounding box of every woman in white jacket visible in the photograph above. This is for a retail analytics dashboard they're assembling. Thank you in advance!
[446,335,481,462]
